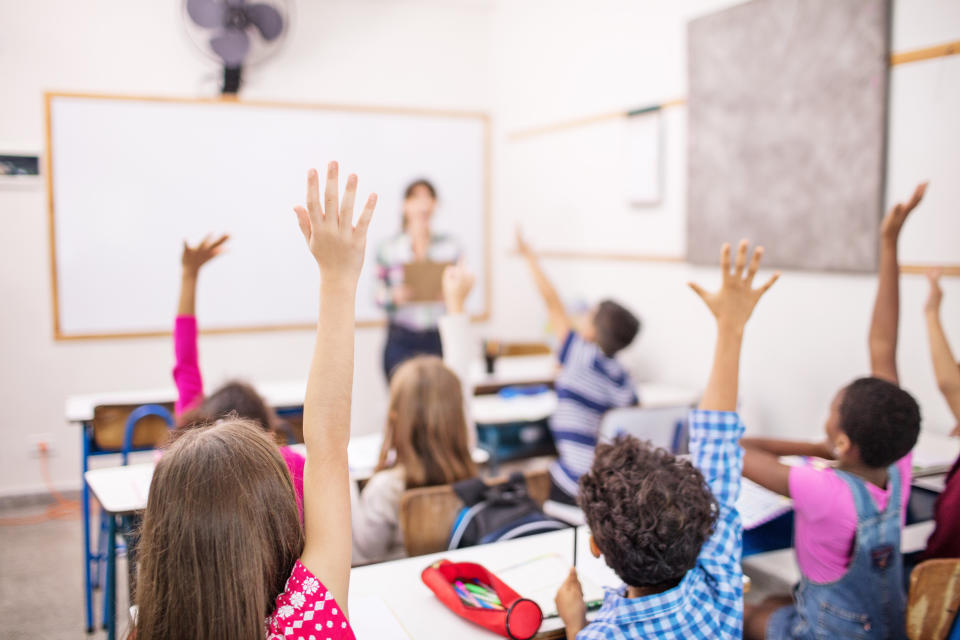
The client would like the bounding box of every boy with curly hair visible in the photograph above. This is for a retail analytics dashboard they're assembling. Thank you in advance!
[554,240,778,640]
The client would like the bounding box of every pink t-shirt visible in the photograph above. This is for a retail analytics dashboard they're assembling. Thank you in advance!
[173,315,306,519]
[280,446,306,519]
[266,560,355,640]
[788,453,912,583]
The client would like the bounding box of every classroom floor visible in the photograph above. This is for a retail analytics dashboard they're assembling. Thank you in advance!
[0,504,128,640]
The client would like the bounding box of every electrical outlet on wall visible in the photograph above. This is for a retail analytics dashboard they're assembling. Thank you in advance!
[28,433,56,457]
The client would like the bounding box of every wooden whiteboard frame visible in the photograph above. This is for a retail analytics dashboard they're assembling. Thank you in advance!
[45,92,492,341]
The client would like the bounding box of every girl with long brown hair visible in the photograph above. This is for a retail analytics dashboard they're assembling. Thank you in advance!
[134,163,376,640]
[351,264,477,565]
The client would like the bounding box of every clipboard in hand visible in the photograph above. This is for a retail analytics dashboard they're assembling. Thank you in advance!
[404,261,452,303]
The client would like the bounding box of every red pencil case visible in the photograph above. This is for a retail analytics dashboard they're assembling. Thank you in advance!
[421,559,543,640]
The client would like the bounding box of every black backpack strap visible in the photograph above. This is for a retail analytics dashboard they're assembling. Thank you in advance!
[452,476,489,506]
[453,472,531,506]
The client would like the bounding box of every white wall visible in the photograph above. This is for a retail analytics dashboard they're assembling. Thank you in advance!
[1,0,958,496]
[0,0,494,496]
[485,0,960,439]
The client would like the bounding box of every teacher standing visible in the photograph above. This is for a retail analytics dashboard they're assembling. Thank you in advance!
[376,179,462,381]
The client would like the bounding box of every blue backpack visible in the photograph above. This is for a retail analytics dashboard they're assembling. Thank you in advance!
[447,472,568,549]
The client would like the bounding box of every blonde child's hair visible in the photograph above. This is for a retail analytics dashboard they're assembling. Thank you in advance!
[377,355,476,488]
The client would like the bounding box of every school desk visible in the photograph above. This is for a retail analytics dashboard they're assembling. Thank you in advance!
[738,432,957,558]
[66,373,510,632]
[471,354,559,394]
[348,525,750,640]
[348,526,608,640]
[286,433,491,479]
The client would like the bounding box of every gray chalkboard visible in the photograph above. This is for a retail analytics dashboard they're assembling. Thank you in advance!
[686,0,890,272]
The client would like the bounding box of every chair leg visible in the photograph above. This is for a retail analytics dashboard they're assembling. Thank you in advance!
[105,514,118,639]
[101,513,110,630]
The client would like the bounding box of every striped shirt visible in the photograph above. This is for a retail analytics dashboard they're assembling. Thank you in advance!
[549,331,637,498]
[577,410,745,640]
[375,232,461,331]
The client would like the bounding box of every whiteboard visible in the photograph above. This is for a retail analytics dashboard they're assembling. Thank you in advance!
[46,94,489,339]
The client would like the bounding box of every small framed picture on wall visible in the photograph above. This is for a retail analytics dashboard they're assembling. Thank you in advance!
[0,152,41,188]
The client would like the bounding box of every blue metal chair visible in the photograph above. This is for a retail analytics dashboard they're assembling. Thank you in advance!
[84,404,172,634]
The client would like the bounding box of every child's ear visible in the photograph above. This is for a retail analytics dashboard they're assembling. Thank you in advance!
[589,535,601,558]
[833,432,852,459]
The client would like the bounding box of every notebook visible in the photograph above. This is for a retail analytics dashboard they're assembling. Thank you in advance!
[496,553,605,619]
[737,477,793,530]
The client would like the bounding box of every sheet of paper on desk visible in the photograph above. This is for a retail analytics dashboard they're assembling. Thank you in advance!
[348,596,411,639]
[912,432,960,475]
[738,478,793,530]
[497,553,605,619]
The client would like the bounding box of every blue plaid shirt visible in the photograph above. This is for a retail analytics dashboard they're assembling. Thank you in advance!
[577,410,745,640]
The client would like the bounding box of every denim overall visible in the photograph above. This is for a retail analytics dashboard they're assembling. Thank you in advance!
[774,465,906,640]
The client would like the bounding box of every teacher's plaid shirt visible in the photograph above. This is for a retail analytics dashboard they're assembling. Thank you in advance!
[577,410,745,640]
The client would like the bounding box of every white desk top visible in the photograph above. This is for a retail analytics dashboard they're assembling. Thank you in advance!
[470,355,559,389]
[65,357,560,423]
[471,383,700,426]
[65,379,310,423]
[348,526,617,640]
[287,434,490,478]
[84,434,489,514]
[84,462,154,514]
[67,362,561,423]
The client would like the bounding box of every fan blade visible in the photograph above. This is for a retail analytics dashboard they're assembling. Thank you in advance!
[210,27,251,66]
[186,0,226,28]
[244,3,284,41]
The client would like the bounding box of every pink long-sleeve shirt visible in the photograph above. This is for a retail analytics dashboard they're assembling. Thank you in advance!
[173,315,305,519]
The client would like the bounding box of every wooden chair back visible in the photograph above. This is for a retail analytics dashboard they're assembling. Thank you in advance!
[907,558,960,640]
[399,469,552,557]
[497,342,552,357]
[92,404,175,450]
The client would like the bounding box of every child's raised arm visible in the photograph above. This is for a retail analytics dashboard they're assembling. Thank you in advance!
[688,241,777,625]
[177,234,229,316]
[690,241,779,412]
[516,228,571,341]
[869,182,928,384]
[295,163,376,615]
[440,261,477,446]
[925,269,960,435]
[173,234,228,416]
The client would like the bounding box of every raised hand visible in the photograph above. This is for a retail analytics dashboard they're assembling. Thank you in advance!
[442,259,475,314]
[926,268,944,314]
[689,240,780,331]
[181,234,229,276]
[297,163,377,612]
[881,182,928,241]
[294,162,377,285]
